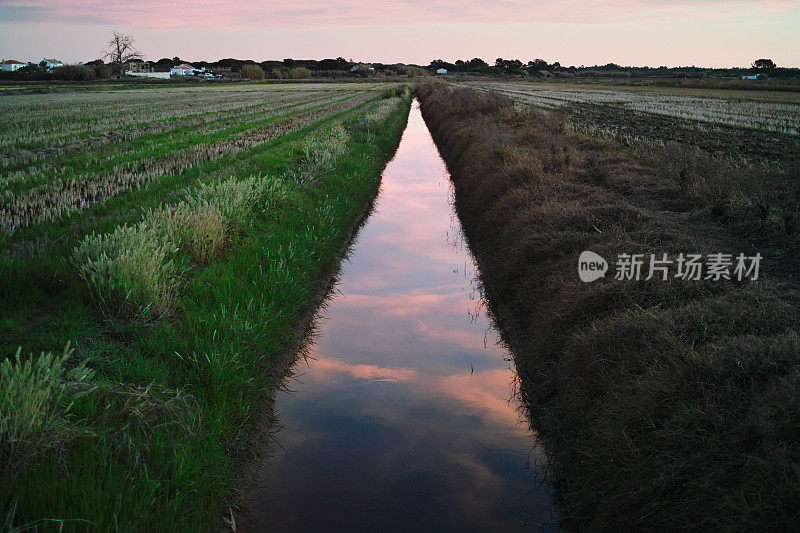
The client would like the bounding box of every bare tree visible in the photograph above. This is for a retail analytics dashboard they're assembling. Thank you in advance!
[104,31,142,76]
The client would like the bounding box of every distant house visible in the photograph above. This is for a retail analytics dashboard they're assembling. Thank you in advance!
[742,74,762,80]
[124,61,171,79]
[349,63,375,72]
[171,63,198,76]
[42,58,63,70]
[126,61,151,73]
[1,60,26,72]
[436,68,448,75]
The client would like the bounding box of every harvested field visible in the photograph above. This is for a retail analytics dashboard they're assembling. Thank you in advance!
[419,81,800,530]
[465,81,800,162]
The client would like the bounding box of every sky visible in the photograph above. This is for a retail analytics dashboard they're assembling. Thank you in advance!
[0,0,798,67]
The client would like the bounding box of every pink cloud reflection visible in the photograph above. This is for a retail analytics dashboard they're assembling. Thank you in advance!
[312,357,420,382]
[308,356,525,427]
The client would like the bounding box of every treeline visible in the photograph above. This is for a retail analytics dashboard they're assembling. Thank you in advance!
[427,57,800,79]
[138,56,427,79]
[0,63,112,82]
[3,55,798,82]
[0,56,428,82]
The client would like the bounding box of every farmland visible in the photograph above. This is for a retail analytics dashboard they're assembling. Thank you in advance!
[463,81,800,162]
[0,82,412,529]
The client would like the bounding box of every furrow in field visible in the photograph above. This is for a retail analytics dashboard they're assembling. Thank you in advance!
[0,88,345,152]
[0,90,340,168]
[0,90,376,234]
[0,88,347,155]
[472,82,800,134]
[1,91,359,193]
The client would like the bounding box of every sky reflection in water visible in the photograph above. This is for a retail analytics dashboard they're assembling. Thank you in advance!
[245,102,557,531]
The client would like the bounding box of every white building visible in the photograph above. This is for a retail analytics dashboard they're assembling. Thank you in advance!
[124,61,172,79]
[128,71,172,80]
[436,68,448,75]
[1,60,26,72]
[171,63,200,76]
[741,74,760,80]
[42,58,63,70]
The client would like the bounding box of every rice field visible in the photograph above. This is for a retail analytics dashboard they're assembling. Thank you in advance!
[0,81,412,530]
[467,81,800,135]
[0,85,386,234]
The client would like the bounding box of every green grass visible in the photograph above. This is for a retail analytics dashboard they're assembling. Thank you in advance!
[2,90,362,199]
[1,89,412,531]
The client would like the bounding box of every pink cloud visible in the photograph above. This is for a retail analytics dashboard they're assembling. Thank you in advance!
[3,0,797,29]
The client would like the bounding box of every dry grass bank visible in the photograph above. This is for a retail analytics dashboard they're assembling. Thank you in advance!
[418,81,800,530]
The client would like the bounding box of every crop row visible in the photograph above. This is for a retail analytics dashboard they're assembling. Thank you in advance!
[0,83,359,125]
[0,91,376,234]
[2,90,369,196]
[0,91,324,167]
[473,82,800,134]
[0,88,351,155]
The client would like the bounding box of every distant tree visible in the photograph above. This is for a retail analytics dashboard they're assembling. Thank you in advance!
[52,65,96,81]
[429,59,455,72]
[288,67,311,79]
[495,58,523,74]
[467,58,489,71]
[527,59,549,71]
[241,64,265,80]
[16,63,52,81]
[103,31,142,75]
[318,57,349,71]
[752,58,776,70]
[95,65,113,78]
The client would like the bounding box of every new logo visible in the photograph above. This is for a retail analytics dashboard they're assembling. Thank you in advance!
[578,251,608,282]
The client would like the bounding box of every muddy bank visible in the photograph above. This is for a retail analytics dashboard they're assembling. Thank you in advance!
[418,82,800,529]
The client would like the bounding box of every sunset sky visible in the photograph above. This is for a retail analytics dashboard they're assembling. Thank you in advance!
[1,0,798,67]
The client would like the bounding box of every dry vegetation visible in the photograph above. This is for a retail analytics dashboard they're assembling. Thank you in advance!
[465,81,800,165]
[470,81,800,134]
[419,82,799,529]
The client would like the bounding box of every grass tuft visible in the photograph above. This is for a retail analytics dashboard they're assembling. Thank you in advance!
[1,343,93,472]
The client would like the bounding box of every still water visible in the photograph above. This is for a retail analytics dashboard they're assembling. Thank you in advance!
[244,101,557,531]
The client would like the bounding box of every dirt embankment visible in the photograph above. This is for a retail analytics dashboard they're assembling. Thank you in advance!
[418,82,800,530]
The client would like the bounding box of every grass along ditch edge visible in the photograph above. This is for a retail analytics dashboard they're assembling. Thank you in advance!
[1,90,412,531]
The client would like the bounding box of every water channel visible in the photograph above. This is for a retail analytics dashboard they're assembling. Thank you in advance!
[243,101,557,531]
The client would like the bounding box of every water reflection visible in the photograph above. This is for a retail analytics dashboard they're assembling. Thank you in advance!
[244,101,557,531]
